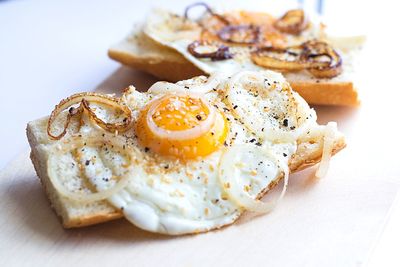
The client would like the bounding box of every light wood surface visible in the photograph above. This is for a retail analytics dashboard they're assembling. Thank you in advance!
[1,58,400,266]
[1,1,400,266]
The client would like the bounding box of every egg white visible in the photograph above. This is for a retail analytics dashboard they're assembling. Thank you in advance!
[48,71,315,235]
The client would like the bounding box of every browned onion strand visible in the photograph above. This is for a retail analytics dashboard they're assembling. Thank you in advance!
[187,40,233,60]
[217,24,261,44]
[301,40,342,78]
[251,40,342,78]
[47,93,133,140]
[251,46,309,70]
[274,9,308,35]
[184,5,342,78]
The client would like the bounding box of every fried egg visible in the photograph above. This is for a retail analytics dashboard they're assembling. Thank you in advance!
[143,8,362,82]
[48,70,319,235]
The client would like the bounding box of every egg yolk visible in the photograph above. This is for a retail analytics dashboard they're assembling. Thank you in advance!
[136,94,228,160]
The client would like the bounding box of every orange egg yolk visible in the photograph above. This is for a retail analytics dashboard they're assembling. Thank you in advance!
[136,94,228,160]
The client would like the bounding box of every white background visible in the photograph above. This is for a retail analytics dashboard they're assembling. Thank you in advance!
[0,0,399,266]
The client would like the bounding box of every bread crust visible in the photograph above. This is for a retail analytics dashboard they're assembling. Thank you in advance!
[27,116,345,228]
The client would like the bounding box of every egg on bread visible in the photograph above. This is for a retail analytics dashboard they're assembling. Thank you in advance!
[109,3,365,106]
[27,70,345,235]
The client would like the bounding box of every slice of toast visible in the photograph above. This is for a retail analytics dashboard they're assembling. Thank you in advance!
[109,24,363,106]
[27,115,345,228]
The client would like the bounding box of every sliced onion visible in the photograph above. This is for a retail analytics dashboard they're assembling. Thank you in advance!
[301,40,342,78]
[251,46,310,70]
[47,133,133,203]
[225,71,315,143]
[188,40,233,61]
[148,81,188,95]
[251,40,342,78]
[146,94,217,140]
[47,93,133,140]
[274,9,308,35]
[315,122,337,178]
[218,144,289,214]
[149,72,227,95]
[187,72,228,94]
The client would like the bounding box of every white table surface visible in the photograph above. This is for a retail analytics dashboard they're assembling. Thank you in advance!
[1,0,399,266]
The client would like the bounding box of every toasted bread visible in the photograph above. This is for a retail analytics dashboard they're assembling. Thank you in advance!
[26,71,346,230]
[27,116,345,228]
[109,16,363,107]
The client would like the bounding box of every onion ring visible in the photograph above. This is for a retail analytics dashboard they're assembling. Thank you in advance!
[274,9,308,35]
[47,134,133,203]
[301,40,343,78]
[251,46,310,71]
[251,40,342,78]
[315,122,337,178]
[146,94,217,140]
[47,92,133,140]
[188,40,233,61]
[218,144,289,214]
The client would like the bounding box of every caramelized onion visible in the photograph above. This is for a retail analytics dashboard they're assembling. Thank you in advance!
[301,40,343,78]
[188,40,233,60]
[47,93,133,140]
[274,9,308,35]
[251,40,342,78]
[251,46,309,71]
[218,24,261,44]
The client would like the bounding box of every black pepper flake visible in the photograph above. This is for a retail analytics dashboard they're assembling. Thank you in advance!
[196,115,202,120]
[144,147,150,152]
[283,153,287,157]
[283,119,288,127]
[255,142,262,146]
[184,86,189,89]
[85,160,90,166]
[249,138,256,143]
[290,126,296,130]
[164,165,169,169]
[233,105,238,109]
[223,141,228,147]
[102,133,105,137]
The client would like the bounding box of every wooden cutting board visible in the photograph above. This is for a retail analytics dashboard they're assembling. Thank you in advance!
[1,41,399,266]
